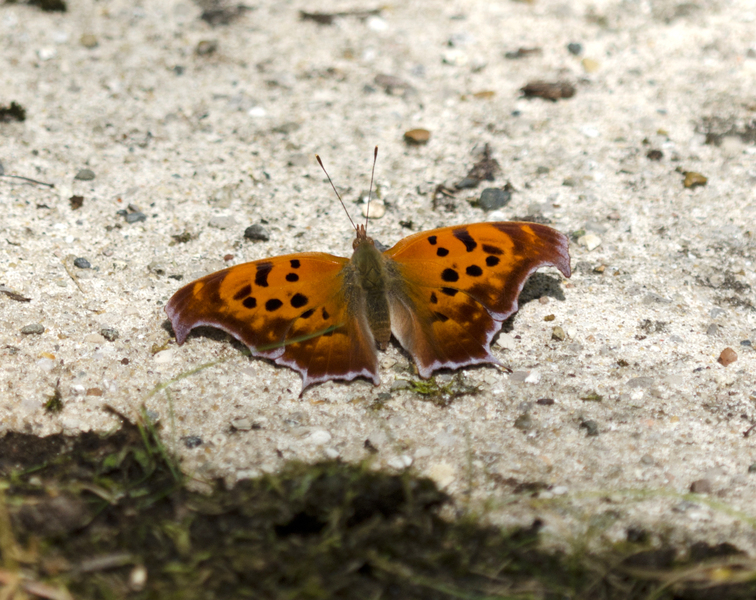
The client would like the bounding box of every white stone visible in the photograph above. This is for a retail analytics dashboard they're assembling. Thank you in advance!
[427,462,456,489]
[524,370,541,384]
[36,358,55,372]
[387,455,413,470]
[361,200,385,219]
[496,333,516,350]
[154,348,177,364]
[247,106,267,117]
[306,429,332,445]
[366,16,388,31]
[577,233,601,251]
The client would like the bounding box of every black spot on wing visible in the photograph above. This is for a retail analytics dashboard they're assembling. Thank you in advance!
[430,292,438,304]
[436,247,449,257]
[485,255,500,267]
[265,298,283,312]
[482,244,503,255]
[255,262,273,287]
[466,265,483,277]
[286,273,299,282]
[441,268,459,282]
[301,308,315,319]
[428,235,437,245]
[453,228,477,252]
[441,287,458,297]
[243,297,257,309]
[291,293,308,308]
[433,312,450,323]
[290,259,301,268]
[322,307,330,320]
[233,284,252,301]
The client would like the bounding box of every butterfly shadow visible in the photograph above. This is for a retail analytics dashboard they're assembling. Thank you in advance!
[162,320,251,356]
[500,272,567,334]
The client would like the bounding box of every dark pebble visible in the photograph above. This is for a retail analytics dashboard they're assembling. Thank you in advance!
[0,161,4,176]
[244,223,270,241]
[125,212,147,223]
[690,479,712,494]
[455,177,479,189]
[100,327,119,341]
[740,340,752,347]
[74,168,95,181]
[748,464,756,473]
[183,436,203,449]
[567,42,583,55]
[646,149,663,161]
[520,81,576,101]
[120,358,129,365]
[196,40,218,55]
[69,195,84,210]
[478,188,511,211]
[21,323,45,335]
[73,257,91,269]
[536,398,555,406]
[580,419,599,436]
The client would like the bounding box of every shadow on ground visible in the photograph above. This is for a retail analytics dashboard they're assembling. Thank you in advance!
[0,419,753,599]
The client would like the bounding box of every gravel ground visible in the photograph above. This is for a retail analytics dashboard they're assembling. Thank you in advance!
[1,0,756,555]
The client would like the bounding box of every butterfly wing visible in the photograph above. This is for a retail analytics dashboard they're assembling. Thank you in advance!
[165,252,380,389]
[382,222,571,377]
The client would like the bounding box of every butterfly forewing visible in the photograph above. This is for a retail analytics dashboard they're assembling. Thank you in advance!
[383,222,571,377]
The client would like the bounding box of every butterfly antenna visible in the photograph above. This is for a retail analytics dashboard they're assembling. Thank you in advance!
[316,154,357,233]
[365,146,378,234]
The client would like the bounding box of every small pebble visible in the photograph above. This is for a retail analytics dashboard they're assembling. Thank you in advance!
[646,149,663,161]
[100,327,119,342]
[567,42,582,55]
[718,347,737,367]
[683,171,707,188]
[536,398,555,406]
[73,257,91,269]
[244,224,270,241]
[129,565,147,592]
[514,412,535,431]
[80,33,98,48]
[581,58,600,72]
[580,419,599,436]
[551,326,566,341]
[520,81,576,101]
[183,436,203,449]
[627,376,654,388]
[577,233,601,251]
[748,464,756,474]
[690,479,712,494]
[74,169,95,181]
[306,429,332,445]
[21,324,45,335]
[403,128,431,145]
[478,188,511,211]
[84,333,106,344]
[196,40,218,55]
[706,324,720,337]
[361,200,385,219]
[125,212,147,223]
[495,332,515,351]
[208,215,237,230]
[544,314,555,322]
[231,418,253,431]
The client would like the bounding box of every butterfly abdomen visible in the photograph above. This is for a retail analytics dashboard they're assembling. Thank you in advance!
[350,238,392,350]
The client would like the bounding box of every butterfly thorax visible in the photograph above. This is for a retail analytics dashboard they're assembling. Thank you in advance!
[349,232,392,351]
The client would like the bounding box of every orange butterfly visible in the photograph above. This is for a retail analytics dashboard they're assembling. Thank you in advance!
[165,153,571,392]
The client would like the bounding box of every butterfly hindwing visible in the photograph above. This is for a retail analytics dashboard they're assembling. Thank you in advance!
[165,252,380,387]
[383,222,571,377]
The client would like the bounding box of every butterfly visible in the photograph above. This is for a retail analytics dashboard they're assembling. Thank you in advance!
[165,154,571,393]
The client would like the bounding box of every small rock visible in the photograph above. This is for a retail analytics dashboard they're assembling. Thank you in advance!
[706,324,720,337]
[183,436,203,449]
[577,233,601,251]
[520,80,576,101]
[455,177,479,189]
[495,332,515,350]
[21,324,45,335]
[361,200,385,219]
[231,418,253,431]
[690,479,712,494]
[748,464,756,474]
[647,149,664,161]
[581,58,600,72]
[129,565,147,592]
[247,106,267,118]
[100,327,119,341]
[196,40,218,55]
[478,188,511,211]
[244,224,270,241]
[683,171,707,188]
[208,215,237,230]
[427,462,456,488]
[551,326,566,341]
[69,195,84,210]
[306,429,332,445]
[125,212,147,223]
[403,128,431,145]
[84,333,106,344]
[387,455,413,470]
[442,49,468,66]
[73,257,91,269]
[718,347,737,367]
[74,169,95,181]
[514,412,535,431]
[37,358,55,371]
[80,33,98,48]
[154,348,177,364]
[567,42,582,55]
[580,419,599,436]
[374,73,415,96]
[536,398,555,406]
[640,454,655,466]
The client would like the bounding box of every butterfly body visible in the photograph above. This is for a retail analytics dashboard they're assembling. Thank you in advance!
[165,221,571,392]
